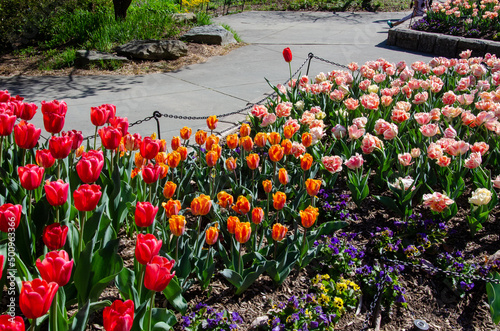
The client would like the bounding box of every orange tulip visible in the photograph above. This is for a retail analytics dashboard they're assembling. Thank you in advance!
[232,196,251,215]
[171,136,181,151]
[225,157,237,172]
[235,222,251,244]
[167,151,181,168]
[207,115,218,130]
[163,181,177,199]
[177,146,188,161]
[135,153,147,169]
[240,136,254,152]
[195,130,207,146]
[162,199,181,218]
[211,143,222,158]
[217,191,234,209]
[300,153,313,171]
[205,223,219,245]
[272,223,288,241]
[302,132,312,147]
[206,150,219,167]
[169,215,186,236]
[300,205,319,228]
[206,134,219,151]
[268,144,284,163]
[191,194,212,216]
[283,125,297,139]
[155,152,168,164]
[226,134,239,149]
[254,132,267,148]
[158,163,169,179]
[251,207,264,225]
[246,153,260,170]
[273,191,286,210]
[268,132,281,145]
[240,123,251,137]
[305,178,321,197]
[227,216,240,234]
[281,139,292,155]
[180,126,192,140]
[278,168,289,186]
[262,180,272,193]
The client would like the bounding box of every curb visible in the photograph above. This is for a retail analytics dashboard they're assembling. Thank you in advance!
[387,24,500,58]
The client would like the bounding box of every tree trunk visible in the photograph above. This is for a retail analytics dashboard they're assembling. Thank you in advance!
[113,0,133,21]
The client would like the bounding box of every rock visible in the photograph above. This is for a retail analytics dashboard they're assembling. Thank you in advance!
[75,50,129,67]
[172,12,197,23]
[115,40,188,60]
[249,316,269,330]
[486,40,500,57]
[396,28,421,51]
[181,25,236,45]
[433,35,459,58]
[457,39,487,57]
[417,33,437,54]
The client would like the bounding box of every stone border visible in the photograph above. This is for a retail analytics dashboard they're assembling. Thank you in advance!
[387,24,500,58]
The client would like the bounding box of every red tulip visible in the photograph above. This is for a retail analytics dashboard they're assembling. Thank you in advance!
[44,179,69,206]
[98,126,122,150]
[144,255,175,292]
[134,201,158,227]
[18,102,38,121]
[19,278,59,319]
[103,299,134,331]
[49,135,73,160]
[14,120,41,149]
[0,315,25,331]
[42,223,68,250]
[0,203,22,233]
[90,104,115,127]
[41,100,67,134]
[76,150,104,183]
[141,163,161,184]
[135,233,162,265]
[36,250,74,286]
[283,47,292,63]
[109,116,129,136]
[73,184,102,212]
[36,149,56,169]
[0,112,16,136]
[18,164,44,190]
[140,137,160,160]
[62,130,83,150]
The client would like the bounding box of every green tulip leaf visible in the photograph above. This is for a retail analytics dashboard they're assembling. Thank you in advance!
[162,276,187,314]
[487,272,500,324]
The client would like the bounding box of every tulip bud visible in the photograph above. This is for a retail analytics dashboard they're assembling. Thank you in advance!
[282,47,292,63]
[272,223,288,242]
[205,224,219,246]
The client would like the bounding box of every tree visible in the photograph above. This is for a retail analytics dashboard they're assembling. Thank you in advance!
[113,0,133,21]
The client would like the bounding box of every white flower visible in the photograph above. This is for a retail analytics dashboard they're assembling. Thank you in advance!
[295,100,305,111]
[390,176,414,191]
[368,84,379,94]
[469,188,492,206]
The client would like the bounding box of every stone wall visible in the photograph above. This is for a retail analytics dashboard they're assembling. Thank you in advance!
[387,25,500,58]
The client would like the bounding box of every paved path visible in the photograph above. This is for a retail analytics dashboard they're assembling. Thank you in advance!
[0,11,434,143]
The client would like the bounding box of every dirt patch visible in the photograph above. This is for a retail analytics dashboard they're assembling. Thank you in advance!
[0,43,245,77]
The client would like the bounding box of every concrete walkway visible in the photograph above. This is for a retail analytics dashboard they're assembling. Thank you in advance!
[0,11,435,143]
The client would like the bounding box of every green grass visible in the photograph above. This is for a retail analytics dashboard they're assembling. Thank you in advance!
[221,24,242,43]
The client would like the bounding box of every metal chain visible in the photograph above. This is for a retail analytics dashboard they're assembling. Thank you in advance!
[311,54,351,70]
[361,275,387,331]
[381,256,500,285]
[128,115,155,128]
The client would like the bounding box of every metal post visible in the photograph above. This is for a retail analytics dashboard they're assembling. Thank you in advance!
[306,53,314,76]
[153,111,162,140]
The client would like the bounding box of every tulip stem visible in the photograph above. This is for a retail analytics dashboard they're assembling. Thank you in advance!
[93,126,98,150]
[300,229,307,268]
[27,190,33,220]
[149,184,152,203]
[78,211,86,259]
[0,136,3,168]
[266,192,270,222]
[137,263,146,301]
[198,216,202,237]
[288,62,292,86]
[29,318,36,331]
[148,292,155,331]
[110,150,114,176]
[238,244,242,274]
[274,241,278,260]
[273,162,277,185]
[175,235,180,262]
[50,291,58,331]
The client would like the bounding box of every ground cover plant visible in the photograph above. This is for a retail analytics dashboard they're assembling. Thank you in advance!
[1,47,500,330]
[412,0,500,41]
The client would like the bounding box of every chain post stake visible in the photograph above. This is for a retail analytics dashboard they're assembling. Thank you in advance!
[153,111,163,140]
[306,53,314,76]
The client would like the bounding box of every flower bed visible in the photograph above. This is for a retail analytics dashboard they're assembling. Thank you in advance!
[1,47,500,330]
